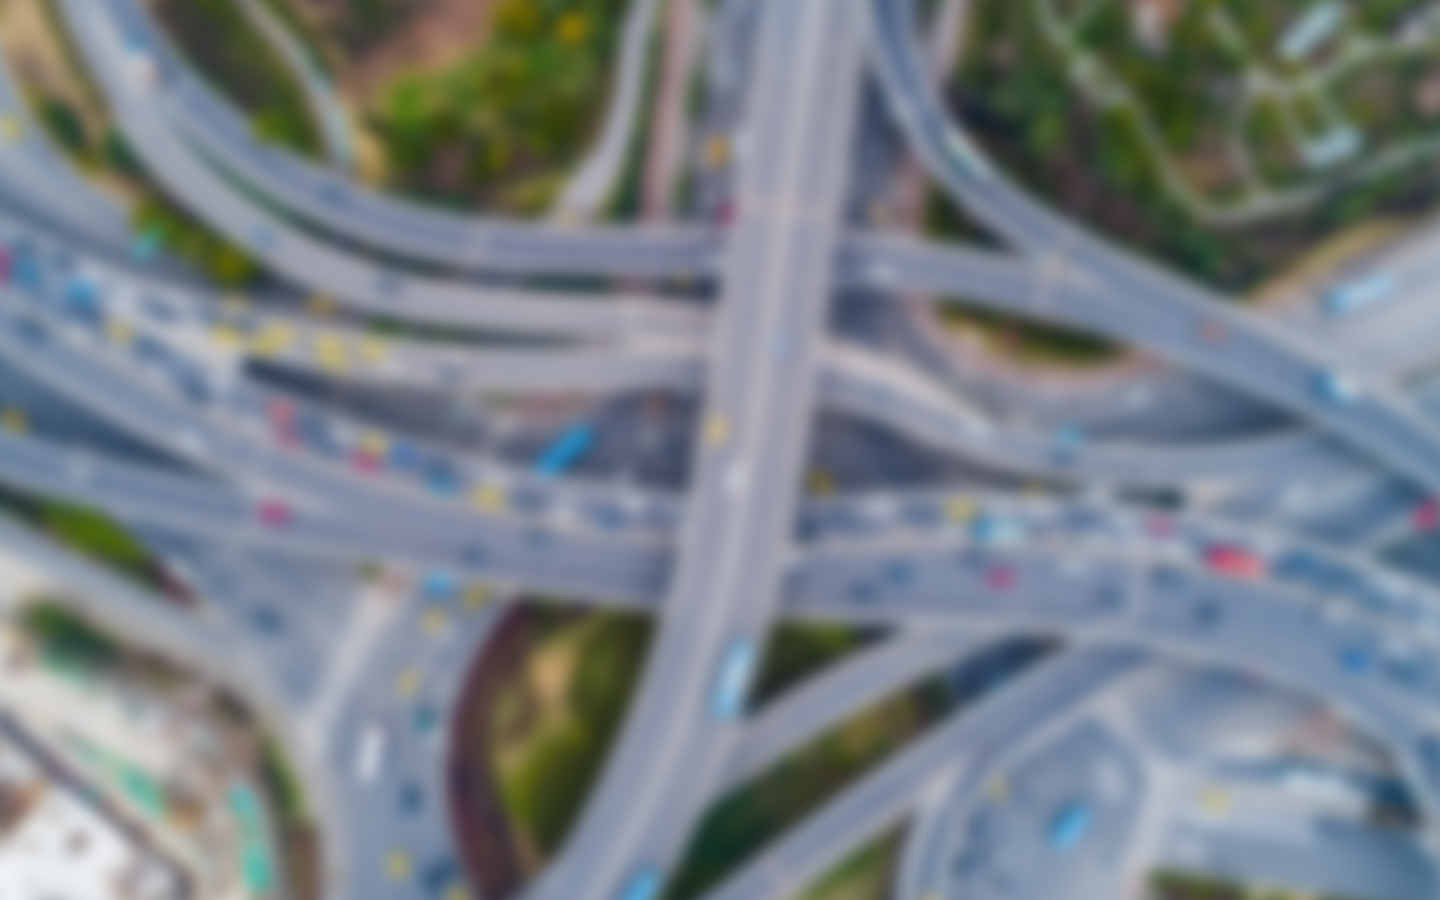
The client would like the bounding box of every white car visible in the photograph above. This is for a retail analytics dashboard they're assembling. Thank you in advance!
[353,723,387,784]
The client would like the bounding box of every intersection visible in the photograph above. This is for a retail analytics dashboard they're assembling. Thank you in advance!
[3,0,1440,898]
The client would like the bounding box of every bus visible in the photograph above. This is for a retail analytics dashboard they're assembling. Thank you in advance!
[709,638,757,720]
[617,868,660,900]
[535,422,595,477]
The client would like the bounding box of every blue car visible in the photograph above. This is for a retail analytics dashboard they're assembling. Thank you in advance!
[1048,800,1093,850]
[422,569,459,600]
[1311,370,1360,405]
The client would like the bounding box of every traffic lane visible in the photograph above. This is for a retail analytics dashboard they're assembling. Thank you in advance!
[327,597,506,900]
[65,0,693,340]
[0,279,679,545]
[97,0,720,278]
[783,551,1440,824]
[1157,816,1438,900]
[939,719,1147,900]
[698,648,1147,900]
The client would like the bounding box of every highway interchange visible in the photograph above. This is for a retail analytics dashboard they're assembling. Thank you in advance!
[6,0,1440,898]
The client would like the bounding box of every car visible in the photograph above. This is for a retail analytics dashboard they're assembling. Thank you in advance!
[984,564,1018,591]
[413,705,439,734]
[1198,318,1227,343]
[709,637,757,720]
[536,422,596,476]
[1048,800,1092,850]
[1143,514,1176,538]
[11,316,47,346]
[257,499,293,527]
[1414,499,1440,532]
[140,295,176,323]
[388,440,421,471]
[703,413,731,448]
[423,570,459,600]
[1192,599,1222,628]
[130,228,163,263]
[618,868,661,900]
[971,514,1025,547]
[384,849,412,881]
[125,50,160,92]
[251,606,284,636]
[353,724,386,784]
[1321,272,1396,317]
[1311,370,1360,405]
[10,250,40,291]
[1205,544,1264,579]
[704,136,731,169]
[885,559,914,586]
[420,857,461,895]
[586,502,623,530]
[397,781,423,816]
[351,448,382,473]
[250,225,277,253]
[1338,645,1373,674]
[63,278,100,324]
[901,500,942,528]
[1,407,27,434]
[1054,425,1086,450]
[172,366,212,405]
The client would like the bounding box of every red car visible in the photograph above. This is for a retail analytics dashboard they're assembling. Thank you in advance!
[1205,544,1264,579]
[351,449,382,474]
[266,398,296,427]
[257,499,293,527]
[985,564,1018,591]
[1414,499,1439,532]
[1144,514,1176,538]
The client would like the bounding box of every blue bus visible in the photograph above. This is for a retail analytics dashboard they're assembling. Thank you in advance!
[710,638,757,720]
[617,868,661,900]
[535,422,595,477]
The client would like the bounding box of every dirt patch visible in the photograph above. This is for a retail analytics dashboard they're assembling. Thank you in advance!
[0,0,105,131]
[0,0,143,205]
[288,0,501,104]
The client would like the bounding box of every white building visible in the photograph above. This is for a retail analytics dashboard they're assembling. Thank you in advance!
[0,732,185,900]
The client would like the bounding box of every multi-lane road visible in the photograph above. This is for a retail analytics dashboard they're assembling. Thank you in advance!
[7,0,1440,898]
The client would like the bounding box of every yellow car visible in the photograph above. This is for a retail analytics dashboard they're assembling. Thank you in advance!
[464,584,492,611]
[385,850,412,880]
[1,408,27,434]
[421,608,450,636]
[470,484,506,514]
[705,135,732,170]
[0,115,22,144]
[394,667,422,700]
[250,322,295,356]
[315,334,349,373]
[210,323,243,350]
[704,413,731,447]
[106,320,134,347]
[359,336,389,364]
[946,496,977,522]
